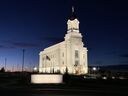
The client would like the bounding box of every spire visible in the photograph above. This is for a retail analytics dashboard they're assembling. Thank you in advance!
[69,6,77,20]
[67,6,79,33]
[72,6,74,13]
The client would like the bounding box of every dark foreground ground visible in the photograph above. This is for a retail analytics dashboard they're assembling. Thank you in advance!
[0,72,128,96]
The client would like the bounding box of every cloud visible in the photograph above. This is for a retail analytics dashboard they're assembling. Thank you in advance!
[0,45,15,49]
[2,36,63,49]
[12,42,40,48]
[120,54,128,58]
[0,45,5,48]
[39,36,63,43]
[0,41,40,49]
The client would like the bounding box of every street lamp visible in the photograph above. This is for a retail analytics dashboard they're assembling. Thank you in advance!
[92,67,97,71]
[33,67,38,72]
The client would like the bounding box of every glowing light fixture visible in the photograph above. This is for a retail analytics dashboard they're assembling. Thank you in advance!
[92,67,97,71]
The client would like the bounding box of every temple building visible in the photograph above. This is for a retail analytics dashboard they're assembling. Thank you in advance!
[39,7,88,75]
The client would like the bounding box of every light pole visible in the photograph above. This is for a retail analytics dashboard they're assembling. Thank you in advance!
[22,49,25,72]
[4,58,7,72]
[92,67,97,75]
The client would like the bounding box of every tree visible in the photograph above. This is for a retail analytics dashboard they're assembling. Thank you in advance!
[0,67,5,72]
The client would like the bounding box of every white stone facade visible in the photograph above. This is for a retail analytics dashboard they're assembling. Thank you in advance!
[39,16,88,75]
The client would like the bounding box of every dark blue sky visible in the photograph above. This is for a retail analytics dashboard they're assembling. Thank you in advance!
[0,0,128,71]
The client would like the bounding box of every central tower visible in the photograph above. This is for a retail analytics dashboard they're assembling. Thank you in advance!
[64,7,88,74]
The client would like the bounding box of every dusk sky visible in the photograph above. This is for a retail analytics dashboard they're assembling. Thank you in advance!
[0,0,128,71]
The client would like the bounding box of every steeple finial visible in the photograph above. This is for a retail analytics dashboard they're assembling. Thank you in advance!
[72,6,74,13]
[69,6,77,20]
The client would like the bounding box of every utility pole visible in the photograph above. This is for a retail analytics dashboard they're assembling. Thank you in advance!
[5,58,7,72]
[12,64,14,72]
[17,63,19,71]
[22,49,25,72]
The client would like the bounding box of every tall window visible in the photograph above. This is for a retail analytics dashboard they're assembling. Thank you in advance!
[62,61,64,65]
[62,52,64,57]
[75,50,79,58]
[83,54,85,58]
[75,60,79,66]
